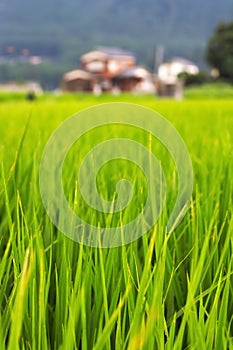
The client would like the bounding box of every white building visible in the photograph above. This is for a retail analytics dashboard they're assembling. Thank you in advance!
[158,57,199,84]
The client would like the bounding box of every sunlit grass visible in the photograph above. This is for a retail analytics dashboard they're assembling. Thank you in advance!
[0,96,232,349]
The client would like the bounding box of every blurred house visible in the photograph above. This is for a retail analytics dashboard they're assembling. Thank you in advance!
[156,78,184,99]
[81,47,135,77]
[157,57,199,98]
[61,69,93,92]
[0,81,43,94]
[113,66,155,93]
[158,57,199,84]
[61,47,155,94]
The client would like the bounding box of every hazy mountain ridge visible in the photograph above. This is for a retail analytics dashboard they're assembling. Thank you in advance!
[0,0,232,67]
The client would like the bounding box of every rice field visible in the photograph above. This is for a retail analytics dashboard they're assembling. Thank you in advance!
[0,93,232,349]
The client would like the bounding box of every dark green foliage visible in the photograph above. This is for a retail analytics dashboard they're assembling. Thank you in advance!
[206,20,233,81]
[178,71,212,86]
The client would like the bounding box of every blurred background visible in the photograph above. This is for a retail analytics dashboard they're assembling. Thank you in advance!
[0,0,232,90]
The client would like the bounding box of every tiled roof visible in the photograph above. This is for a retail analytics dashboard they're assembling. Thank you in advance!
[167,57,197,66]
[116,66,151,78]
[96,46,135,58]
[63,69,93,81]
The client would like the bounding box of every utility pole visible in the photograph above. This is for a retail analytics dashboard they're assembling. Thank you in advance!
[154,46,164,74]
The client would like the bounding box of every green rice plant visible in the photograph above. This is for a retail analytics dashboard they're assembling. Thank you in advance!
[0,96,232,349]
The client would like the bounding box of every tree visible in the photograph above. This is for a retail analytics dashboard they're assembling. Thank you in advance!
[206,20,233,81]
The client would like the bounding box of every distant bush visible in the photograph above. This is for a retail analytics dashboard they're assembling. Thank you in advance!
[178,71,212,86]
[206,20,233,82]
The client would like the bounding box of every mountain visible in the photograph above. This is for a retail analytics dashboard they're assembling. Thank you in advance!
[0,0,232,87]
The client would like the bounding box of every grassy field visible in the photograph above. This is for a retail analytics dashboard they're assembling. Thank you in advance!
[0,93,232,349]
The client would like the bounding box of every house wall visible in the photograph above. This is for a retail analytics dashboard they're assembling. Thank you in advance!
[113,77,141,92]
[158,61,199,81]
[82,56,135,77]
[62,79,93,92]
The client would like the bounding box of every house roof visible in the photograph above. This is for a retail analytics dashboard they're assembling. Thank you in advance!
[96,46,135,58]
[81,47,135,62]
[115,66,151,79]
[166,57,198,66]
[63,69,93,81]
